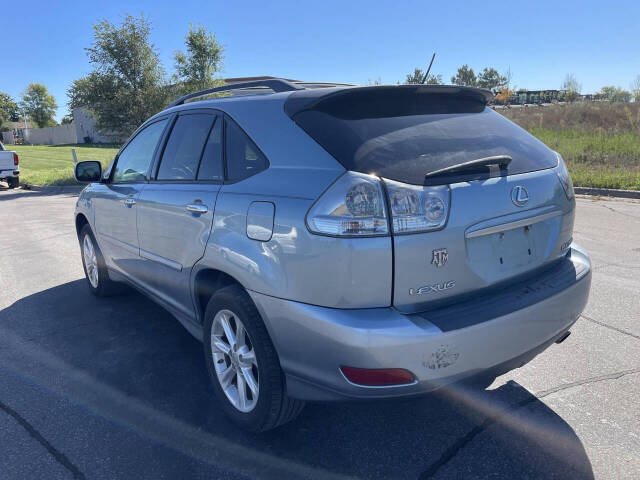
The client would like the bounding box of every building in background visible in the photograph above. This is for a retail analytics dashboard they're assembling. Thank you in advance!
[1,108,117,145]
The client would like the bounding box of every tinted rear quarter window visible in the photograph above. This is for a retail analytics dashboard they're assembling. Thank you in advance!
[225,119,268,182]
[157,114,215,180]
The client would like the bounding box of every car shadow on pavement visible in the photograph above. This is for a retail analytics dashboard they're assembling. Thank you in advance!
[0,184,82,200]
[0,279,595,480]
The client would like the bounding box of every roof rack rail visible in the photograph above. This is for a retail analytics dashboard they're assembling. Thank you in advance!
[167,78,304,108]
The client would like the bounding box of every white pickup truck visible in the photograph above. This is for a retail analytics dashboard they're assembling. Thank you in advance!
[0,142,19,188]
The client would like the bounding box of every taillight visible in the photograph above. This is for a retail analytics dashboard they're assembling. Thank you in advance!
[555,152,574,200]
[306,171,388,236]
[306,171,451,237]
[13,153,19,166]
[340,366,415,386]
[384,179,450,234]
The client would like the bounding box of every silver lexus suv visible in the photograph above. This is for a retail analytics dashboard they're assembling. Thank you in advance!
[74,79,591,431]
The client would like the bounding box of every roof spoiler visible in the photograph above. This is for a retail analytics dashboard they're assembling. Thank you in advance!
[284,84,494,118]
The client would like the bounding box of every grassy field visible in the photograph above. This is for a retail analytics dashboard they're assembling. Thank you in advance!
[9,144,120,186]
[502,102,640,190]
[529,128,640,190]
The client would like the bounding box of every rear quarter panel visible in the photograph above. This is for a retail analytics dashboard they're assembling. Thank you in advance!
[194,95,393,309]
[198,184,393,309]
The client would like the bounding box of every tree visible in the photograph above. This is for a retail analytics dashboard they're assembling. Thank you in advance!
[173,24,224,95]
[0,92,19,122]
[67,14,168,139]
[598,86,631,103]
[404,68,442,85]
[631,75,640,102]
[561,74,581,102]
[494,88,514,105]
[451,65,477,86]
[20,83,57,127]
[61,115,74,124]
[477,67,507,92]
[0,92,19,131]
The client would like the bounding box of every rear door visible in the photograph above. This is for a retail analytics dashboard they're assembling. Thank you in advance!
[136,111,223,318]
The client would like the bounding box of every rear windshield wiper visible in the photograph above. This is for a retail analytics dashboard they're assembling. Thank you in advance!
[424,155,512,179]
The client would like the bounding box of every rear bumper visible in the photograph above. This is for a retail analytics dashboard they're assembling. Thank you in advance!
[249,244,591,401]
[0,169,19,178]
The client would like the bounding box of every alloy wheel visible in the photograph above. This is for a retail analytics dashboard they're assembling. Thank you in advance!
[83,235,99,288]
[210,309,259,412]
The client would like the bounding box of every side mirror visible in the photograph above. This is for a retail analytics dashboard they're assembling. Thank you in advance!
[74,161,102,183]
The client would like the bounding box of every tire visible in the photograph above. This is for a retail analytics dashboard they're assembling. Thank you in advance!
[7,176,18,189]
[79,224,121,296]
[203,284,305,432]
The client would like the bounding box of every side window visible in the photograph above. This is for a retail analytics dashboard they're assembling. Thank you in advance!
[225,118,268,182]
[156,114,215,181]
[197,117,223,181]
[112,119,167,183]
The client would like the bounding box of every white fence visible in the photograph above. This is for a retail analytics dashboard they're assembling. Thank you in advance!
[1,131,13,144]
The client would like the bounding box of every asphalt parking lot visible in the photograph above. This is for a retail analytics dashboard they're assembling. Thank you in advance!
[0,186,638,480]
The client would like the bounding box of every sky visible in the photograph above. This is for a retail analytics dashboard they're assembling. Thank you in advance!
[3,0,639,121]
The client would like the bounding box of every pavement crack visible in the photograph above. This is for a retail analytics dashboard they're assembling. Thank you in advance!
[580,314,640,340]
[0,398,86,479]
[418,393,539,479]
[599,203,640,221]
[418,368,640,479]
[535,368,640,398]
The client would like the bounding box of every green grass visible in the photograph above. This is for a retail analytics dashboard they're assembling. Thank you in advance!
[529,128,640,190]
[10,144,120,186]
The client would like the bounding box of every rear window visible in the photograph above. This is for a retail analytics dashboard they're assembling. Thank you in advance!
[288,89,558,185]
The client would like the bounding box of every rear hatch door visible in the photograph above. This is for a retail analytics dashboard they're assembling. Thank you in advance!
[287,85,574,313]
[391,170,574,313]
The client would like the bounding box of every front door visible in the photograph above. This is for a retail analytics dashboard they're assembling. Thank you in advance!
[136,112,223,319]
[93,118,168,277]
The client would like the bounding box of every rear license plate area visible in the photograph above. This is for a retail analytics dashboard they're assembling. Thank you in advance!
[492,226,536,270]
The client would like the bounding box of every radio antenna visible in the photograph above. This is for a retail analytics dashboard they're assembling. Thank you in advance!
[421,53,436,84]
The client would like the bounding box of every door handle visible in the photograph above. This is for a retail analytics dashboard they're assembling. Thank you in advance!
[123,197,136,207]
[186,203,208,214]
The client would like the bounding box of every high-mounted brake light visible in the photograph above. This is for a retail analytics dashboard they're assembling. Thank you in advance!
[13,153,19,166]
[340,366,415,386]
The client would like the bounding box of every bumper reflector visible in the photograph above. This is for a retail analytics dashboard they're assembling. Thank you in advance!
[340,366,415,386]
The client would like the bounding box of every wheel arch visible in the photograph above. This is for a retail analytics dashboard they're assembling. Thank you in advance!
[75,213,89,239]
[193,267,245,324]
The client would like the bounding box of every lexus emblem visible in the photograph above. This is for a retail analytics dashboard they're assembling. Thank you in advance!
[511,186,529,207]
